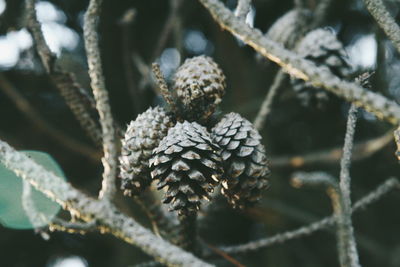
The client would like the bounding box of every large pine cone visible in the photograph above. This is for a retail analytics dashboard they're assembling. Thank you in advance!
[172,56,226,121]
[291,28,352,107]
[267,9,312,49]
[211,113,270,209]
[149,121,223,215]
[119,106,174,196]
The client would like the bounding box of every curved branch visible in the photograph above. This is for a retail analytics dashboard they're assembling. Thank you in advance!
[0,139,213,267]
[83,0,118,200]
[253,70,286,130]
[270,129,394,168]
[336,105,361,267]
[363,0,400,54]
[25,0,102,147]
[219,177,400,254]
[198,0,400,125]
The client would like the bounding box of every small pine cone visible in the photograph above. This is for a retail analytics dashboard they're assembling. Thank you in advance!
[149,121,223,215]
[291,28,352,107]
[173,56,226,121]
[119,106,174,196]
[211,113,270,209]
[266,9,312,49]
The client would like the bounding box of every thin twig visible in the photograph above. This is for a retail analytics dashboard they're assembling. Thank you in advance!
[152,63,178,113]
[22,180,50,228]
[253,70,286,130]
[363,0,400,54]
[234,0,251,21]
[204,242,247,267]
[198,0,400,125]
[134,191,179,240]
[270,129,394,168]
[335,105,361,267]
[151,0,184,61]
[25,0,54,72]
[0,139,213,267]
[133,53,156,91]
[25,0,102,146]
[119,8,142,113]
[219,177,400,254]
[83,0,118,201]
[291,171,338,189]
[0,74,100,162]
[22,180,52,240]
[138,0,184,92]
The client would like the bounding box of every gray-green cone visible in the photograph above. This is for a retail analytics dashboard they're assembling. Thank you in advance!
[291,28,352,107]
[173,56,226,121]
[212,112,270,209]
[149,121,223,215]
[119,106,174,196]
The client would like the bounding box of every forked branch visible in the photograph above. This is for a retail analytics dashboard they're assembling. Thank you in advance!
[198,0,400,125]
[0,139,213,267]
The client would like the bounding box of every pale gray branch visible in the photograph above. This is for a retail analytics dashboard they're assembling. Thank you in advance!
[25,0,102,147]
[336,105,361,267]
[0,139,213,267]
[235,0,251,21]
[363,0,400,54]
[83,0,118,200]
[253,70,286,130]
[291,171,338,189]
[22,180,50,228]
[220,177,400,254]
[198,0,400,125]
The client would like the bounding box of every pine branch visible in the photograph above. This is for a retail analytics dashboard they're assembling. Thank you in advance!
[83,0,118,200]
[197,0,400,125]
[234,0,251,21]
[253,70,286,130]
[335,105,361,267]
[219,178,400,253]
[25,0,102,146]
[0,139,213,267]
[363,0,400,54]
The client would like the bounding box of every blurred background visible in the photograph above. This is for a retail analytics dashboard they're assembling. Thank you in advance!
[0,0,400,266]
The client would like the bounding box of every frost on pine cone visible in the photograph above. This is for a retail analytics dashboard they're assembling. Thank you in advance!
[291,28,352,107]
[172,56,226,121]
[149,121,223,215]
[119,106,173,196]
[211,113,270,209]
[267,9,312,49]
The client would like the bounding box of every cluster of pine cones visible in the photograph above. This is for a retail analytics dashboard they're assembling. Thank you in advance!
[119,56,270,216]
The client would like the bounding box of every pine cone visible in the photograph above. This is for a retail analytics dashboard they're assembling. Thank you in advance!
[291,28,352,107]
[119,106,174,196]
[150,121,223,215]
[211,113,270,209]
[267,9,312,49]
[173,56,226,121]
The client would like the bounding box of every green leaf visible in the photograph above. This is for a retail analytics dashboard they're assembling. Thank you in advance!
[0,150,65,229]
